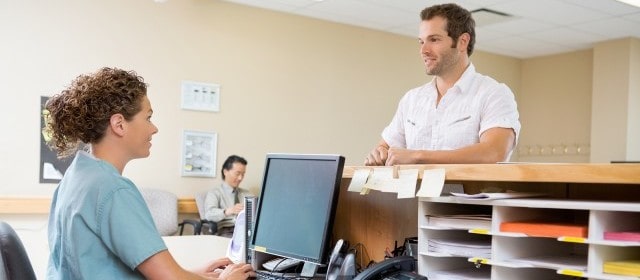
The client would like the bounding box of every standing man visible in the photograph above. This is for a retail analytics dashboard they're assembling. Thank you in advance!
[204,155,252,237]
[365,3,520,166]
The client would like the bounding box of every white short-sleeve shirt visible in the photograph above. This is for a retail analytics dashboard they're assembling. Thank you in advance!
[382,63,520,158]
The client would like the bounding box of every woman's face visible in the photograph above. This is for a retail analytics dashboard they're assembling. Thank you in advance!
[124,96,158,159]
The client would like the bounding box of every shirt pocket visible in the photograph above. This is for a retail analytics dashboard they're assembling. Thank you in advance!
[442,114,479,149]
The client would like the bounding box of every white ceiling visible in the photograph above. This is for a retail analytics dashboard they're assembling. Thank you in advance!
[221,0,640,58]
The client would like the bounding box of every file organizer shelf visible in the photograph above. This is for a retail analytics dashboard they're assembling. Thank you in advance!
[414,164,640,280]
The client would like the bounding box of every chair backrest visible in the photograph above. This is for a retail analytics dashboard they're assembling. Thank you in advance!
[0,221,37,280]
[193,191,219,235]
[195,191,209,219]
[140,188,179,236]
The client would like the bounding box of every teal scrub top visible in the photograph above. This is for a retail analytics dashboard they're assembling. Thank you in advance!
[47,152,167,279]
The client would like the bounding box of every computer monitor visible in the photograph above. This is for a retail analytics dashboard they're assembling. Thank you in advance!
[250,153,345,277]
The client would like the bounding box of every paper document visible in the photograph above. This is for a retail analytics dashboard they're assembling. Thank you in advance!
[604,231,640,241]
[396,169,419,199]
[511,255,588,271]
[426,214,492,230]
[364,168,394,192]
[427,237,491,258]
[416,168,445,197]
[429,267,491,280]
[450,192,546,200]
[603,260,640,277]
[350,167,419,199]
[347,169,371,193]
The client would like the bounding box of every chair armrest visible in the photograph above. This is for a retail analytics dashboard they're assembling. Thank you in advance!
[179,219,202,235]
[201,220,218,235]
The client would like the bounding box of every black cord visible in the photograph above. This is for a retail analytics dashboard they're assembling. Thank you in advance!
[272,258,287,273]
[349,243,373,273]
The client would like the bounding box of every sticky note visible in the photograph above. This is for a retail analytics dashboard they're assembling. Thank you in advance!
[416,168,446,197]
[348,169,371,192]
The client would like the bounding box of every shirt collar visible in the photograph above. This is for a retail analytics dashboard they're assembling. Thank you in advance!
[455,62,476,95]
[77,150,119,175]
[222,182,235,193]
[426,62,476,95]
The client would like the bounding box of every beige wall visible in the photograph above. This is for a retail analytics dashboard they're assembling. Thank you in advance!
[630,39,640,160]
[2,0,632,278]
[516,50,593,162]
[0,0,419,197]
[591,38,640,162]
[0,0,523,198]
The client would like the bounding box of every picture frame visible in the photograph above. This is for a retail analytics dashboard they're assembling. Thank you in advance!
[181,130,217,177]
[40,96,74,183]
[180,80,220,112]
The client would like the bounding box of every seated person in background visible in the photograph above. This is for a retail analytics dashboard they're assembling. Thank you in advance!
[45,67,253,279]
[205,155,252,237]
[365,3,520,166]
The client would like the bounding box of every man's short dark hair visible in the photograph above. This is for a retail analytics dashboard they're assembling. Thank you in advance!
[221,155,247,180]
[420,3,476,56]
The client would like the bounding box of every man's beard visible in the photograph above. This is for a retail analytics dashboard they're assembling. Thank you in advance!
[426,47,458,76]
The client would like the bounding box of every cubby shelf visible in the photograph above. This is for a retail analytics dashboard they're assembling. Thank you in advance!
[413,164,640,280]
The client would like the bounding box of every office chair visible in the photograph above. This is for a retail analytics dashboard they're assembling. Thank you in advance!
[181,191,218,235]
[0,221,37,280]
[195,191,218,235]
[140,188,199,236]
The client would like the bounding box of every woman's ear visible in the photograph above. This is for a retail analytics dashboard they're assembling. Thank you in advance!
[109,113,126,137]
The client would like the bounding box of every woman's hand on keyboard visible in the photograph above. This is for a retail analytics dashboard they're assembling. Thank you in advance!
[219,263,255,280]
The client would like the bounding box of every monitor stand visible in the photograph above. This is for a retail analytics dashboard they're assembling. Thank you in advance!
[300,262,319,278]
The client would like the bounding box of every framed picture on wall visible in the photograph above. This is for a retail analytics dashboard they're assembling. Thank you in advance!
[181,130,217,177]
[40,96,74,183]
[180,80,220,112]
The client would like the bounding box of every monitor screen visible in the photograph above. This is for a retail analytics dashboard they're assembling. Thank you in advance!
[250,153,345,266]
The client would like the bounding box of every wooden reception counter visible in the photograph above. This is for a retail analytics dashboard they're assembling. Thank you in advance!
[332,163,640,262]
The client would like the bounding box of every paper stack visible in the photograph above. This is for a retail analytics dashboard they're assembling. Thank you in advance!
[603,260,640,277]
[426,214,492,230]
[603,231,640,241]
[450,192,546,200]
[427,237,491,258]
[500,221,588,238]
[511,255,588,271]
[429,267,491,280]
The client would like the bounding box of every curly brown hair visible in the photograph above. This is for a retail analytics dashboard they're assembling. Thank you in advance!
[44,67,148,158]
[420,3,476,56]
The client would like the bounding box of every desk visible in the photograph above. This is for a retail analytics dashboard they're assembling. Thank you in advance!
[163,235,230,270]
[333,164,640,262]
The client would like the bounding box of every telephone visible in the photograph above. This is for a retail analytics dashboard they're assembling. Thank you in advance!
[353,256,427,280]
[327,239,356,280]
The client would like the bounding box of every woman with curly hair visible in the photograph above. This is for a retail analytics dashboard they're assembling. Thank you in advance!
[45,67,254,280]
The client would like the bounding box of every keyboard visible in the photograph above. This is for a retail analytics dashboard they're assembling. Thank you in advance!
[254,270,326,280]
[262,257,302,272]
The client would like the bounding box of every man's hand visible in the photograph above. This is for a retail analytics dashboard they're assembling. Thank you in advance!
[385,148,421,165]
[226,204,244,215]
[365,140,390,166]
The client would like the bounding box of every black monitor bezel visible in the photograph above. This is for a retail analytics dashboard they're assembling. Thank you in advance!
[249,153,345,265]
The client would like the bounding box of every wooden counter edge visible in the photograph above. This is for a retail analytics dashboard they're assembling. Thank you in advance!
[342,163,640,184]
[0,197,199,215]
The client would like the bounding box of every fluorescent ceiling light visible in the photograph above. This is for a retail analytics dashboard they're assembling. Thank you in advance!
[615,0,640,8]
